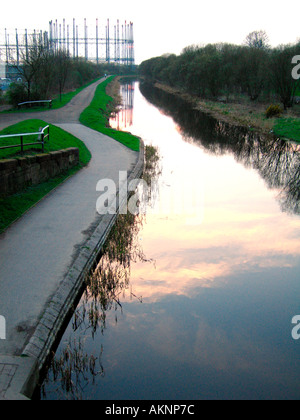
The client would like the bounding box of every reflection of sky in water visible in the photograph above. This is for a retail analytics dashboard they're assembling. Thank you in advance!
[126,86,300,304]
[98,272,300,400]
[42,83,300,400]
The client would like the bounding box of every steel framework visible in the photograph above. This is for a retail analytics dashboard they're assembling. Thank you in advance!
[0,18,135,71]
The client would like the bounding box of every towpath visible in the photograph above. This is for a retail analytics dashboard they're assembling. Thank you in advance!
[0,77,143,399]
[0,77,106,130]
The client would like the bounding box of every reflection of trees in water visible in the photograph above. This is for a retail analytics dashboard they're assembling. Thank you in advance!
[40,146,160,400]
[44,336,104,400]
[41,213,150,400]
[140,82,300,216]
[109,81,135,130]
[280,166,300,214]
[81,212,151,337]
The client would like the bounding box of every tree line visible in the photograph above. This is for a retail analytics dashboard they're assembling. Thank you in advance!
[139,31,300,109]
[6,34,136,107]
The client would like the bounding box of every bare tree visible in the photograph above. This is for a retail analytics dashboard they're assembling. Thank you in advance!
[241,32,270,100]
[19,33,45,100]
[245,30,270,50]
[36,49,56,98]
[54,50,71,102]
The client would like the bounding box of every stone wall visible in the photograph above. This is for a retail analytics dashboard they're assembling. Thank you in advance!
[0,148,79,198]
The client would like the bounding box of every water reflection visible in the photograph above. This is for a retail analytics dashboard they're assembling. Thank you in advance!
[110,82,134,131]
[39,81,300,400]
[41,212,152,400]
[139,81,300,216]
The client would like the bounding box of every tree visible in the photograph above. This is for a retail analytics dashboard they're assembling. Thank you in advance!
[243,46,269,100]
[34,48,56,98]
[54,50,71,102]
[245,30,270,50]
[139,35,299,107]
[271,45,300,109]
[19,33,45,100]
[241,32,270,100]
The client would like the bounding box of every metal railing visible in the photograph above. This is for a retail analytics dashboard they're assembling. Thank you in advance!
[0,125,50,154]
[17,100,52,109]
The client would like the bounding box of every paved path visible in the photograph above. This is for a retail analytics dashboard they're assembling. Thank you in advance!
[0,77,106,130]
[0,78,142,399]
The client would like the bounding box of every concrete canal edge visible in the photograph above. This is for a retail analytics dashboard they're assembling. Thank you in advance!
[3,140,145,400]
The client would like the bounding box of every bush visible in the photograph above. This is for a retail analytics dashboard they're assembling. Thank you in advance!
[6,83,27,108]
[265,104,283,118]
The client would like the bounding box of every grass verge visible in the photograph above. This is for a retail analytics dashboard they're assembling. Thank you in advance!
[1,77,102,114]
[0,119,91,233]
[79,76,140,152]
[0,119,91,163]
[273,118,300,143]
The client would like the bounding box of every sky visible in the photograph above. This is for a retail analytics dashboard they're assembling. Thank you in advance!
[0,0,299,64]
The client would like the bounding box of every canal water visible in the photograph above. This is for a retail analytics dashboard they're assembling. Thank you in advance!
[39,81,300,400]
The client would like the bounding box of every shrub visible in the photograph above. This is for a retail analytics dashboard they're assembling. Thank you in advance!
[265,104,283,118]
[6,83,27,108]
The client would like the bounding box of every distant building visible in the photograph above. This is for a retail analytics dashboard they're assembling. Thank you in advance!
[6,64,21,82]
[0,78,12,91]
[0,64,22,90]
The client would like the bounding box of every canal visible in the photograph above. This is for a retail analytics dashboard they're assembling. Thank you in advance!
[39,80,300,400]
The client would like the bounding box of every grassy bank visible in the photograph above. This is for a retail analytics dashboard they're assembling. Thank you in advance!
[0,119,91,162]
[0,120,91,165]
[0,119,91,232]
[153,81,300,143]
[273,118,300,143]
[1,78,102,114]
[80,76,140,152]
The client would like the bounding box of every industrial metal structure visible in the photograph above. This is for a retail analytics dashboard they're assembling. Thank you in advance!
[0,18,135,78]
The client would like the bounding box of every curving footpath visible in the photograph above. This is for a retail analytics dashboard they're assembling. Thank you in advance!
[0,78,144,399]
